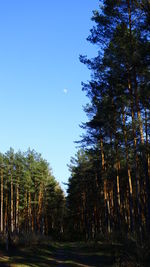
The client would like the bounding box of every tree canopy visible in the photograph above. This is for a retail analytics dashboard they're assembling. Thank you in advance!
[67,0,150,242]
[0,148,65,237]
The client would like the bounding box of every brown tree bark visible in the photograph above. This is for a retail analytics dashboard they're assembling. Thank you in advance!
[122,110,134,232]
[16,180,19,233]
[100,137,111,233]
[38,188,43,232]
[1,169,3,233]
[11,174,14,233]
[28,192,32,231]
[4,193,8,233]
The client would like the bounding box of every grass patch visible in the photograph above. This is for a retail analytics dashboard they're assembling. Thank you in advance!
[0,241,118,267]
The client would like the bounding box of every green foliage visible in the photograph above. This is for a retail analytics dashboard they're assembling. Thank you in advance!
[67,0,150,245]
[0,148,65,237]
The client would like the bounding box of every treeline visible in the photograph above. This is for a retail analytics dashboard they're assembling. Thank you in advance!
[67,0,150,241]
[0,148,64,236]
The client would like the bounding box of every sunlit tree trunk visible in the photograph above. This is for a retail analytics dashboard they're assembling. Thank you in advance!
[122,110,134,232]
[38,188,43,232]
[107,190,111,234]
[16,180,19,233]
[114,140,121,228]
[134,70,144,143]
[25,190,28,232]
[116,161,121,229]
[28,192,32,232]
[34,193,37,233]
[11,174,14,233]
[4,192,8,233]
[100,136,111,233]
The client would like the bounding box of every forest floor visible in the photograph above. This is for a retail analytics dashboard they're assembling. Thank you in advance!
[0,242,119,267]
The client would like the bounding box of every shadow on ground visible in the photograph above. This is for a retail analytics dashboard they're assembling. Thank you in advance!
[0,243,116,267]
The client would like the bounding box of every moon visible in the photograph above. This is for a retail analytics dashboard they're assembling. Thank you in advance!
[63,89,68,94]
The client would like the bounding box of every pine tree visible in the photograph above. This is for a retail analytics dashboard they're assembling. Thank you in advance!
[68,0,150,240]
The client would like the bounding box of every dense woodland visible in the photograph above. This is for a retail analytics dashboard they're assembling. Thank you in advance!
[67,0,150,243]
[0,148,64,237]
[0,1,150,253]
[1,1,150,267]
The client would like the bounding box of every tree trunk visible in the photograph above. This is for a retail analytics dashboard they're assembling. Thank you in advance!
[4,193,8,233]
[11,174,14,233]
[38,188,43,232]
[100,136,111,233]
[133,69,144,144]
[1,169,3,232]
[143,108,150,230]
[122,110,134,232]
[28,192,32,232]
[16,181,19,233]
[25,190,28,232]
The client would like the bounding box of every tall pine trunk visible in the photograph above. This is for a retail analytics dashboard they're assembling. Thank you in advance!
[38,188,43,232]
[11,174,14,233]
[100,137,111,233]
[28,192,32,232]
[1,169,3,232]
[4,192,8,233]
[16,181,19,233]
[122,110,134,232]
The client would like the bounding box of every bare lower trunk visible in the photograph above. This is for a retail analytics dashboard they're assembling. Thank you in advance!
[38,188,43,232]
[11,175,14,233]
[1,169,3,232]
[16,182,19,233]
[28,192,32,231]
[4,193,8,233]
[100,136,111,233]
[122,110,134,232]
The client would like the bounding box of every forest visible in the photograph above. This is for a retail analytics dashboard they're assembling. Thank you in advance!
[0,0,150,266]
[0,148,64,237]
[67,0,150,241]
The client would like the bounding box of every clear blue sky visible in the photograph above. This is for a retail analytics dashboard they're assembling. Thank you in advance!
[0,0,99,191]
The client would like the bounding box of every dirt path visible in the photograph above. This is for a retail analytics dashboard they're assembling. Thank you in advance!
[0,243,116,267]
